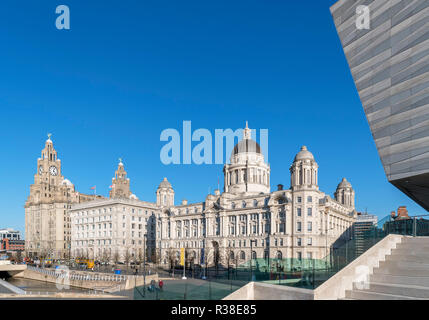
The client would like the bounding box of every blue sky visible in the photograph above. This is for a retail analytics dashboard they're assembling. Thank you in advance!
[0,1,424,235]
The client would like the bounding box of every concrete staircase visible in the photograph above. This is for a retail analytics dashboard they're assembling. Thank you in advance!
[345,237,429,300]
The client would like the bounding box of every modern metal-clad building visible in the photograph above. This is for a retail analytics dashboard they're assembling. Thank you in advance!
[330,0,429,210]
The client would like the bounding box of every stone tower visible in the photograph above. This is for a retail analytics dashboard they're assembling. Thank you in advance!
[290,146,319,191]
[223,122,270,195]
[334,178,355,208]
[25,134,79,259]
[109,159,132,199]
[156,177,175,207]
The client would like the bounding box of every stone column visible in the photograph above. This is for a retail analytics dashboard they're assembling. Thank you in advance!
[270,208,276,235]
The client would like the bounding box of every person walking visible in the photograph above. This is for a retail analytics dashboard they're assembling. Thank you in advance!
[158,280,164,291]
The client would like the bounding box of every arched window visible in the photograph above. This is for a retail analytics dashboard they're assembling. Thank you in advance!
[277,251,282,259]
[251,251,257,259]
[242,201,246,208]
[253,199,258,207]
[231,202,236,209]
[240,251,245,260]
[230,251,235,260]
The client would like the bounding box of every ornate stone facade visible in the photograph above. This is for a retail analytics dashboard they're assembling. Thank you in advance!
[67,123,357,265]
[25,135,104,258]
[28,123,357,265]
[158,124,357,266]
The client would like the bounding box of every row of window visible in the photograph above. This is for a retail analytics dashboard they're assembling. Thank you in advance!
[296,221,313,232]
[296,207,314,217]
[73,207,157,217]
[296,196,314,203]
[177,207,200,215]
[231,199,268,209]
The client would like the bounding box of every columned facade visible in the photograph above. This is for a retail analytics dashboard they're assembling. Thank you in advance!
[28,123,357,265]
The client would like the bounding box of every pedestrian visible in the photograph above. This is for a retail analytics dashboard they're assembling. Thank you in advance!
[158,280,164,291]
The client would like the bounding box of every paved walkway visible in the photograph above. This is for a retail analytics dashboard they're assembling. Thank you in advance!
[131,278,244,300]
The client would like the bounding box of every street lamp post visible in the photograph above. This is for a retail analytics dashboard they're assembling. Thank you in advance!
[143,233,147,296]
[202,239,207,280]
[250,239,257,281]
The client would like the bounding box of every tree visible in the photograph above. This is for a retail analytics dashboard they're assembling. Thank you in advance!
[124,248,131,271]
[137,248,144,270]
[150,248,161,267]
[223,247,235,278]
[185,248,193,269]
[212,241,221,275]
[15,251,23,263]
[167,248,177,276]
[113,250,120,268]
[101,249,110,265]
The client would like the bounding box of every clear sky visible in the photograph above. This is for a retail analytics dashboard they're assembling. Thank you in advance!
[0,1,424,235]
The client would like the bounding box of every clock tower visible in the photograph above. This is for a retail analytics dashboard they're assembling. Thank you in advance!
[109,159,132,199]
[25,134,80,259]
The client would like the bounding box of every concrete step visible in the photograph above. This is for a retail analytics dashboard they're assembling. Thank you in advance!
[386,254,429,263]
[374,262,429,277]
[403,237,429,244]
[399,238,429,244]
[370,273,429,287]
[395,243,429,251]
[353,282,429,299]
[390,248,429,257]
[379,260,429,271]
[345,289,425,300]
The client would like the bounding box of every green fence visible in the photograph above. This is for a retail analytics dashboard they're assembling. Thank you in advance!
[133,214,429,299]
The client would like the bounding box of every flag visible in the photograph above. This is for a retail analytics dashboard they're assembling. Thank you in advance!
[180,248,185,266]
[109,185,113,189]
[90,186,96,190]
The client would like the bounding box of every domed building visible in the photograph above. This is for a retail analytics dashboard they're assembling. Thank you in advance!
[154,122,357,267]
[156,177,174,207]
[223,122,270,195]
[63,123,357,265]
[334,178,355,208]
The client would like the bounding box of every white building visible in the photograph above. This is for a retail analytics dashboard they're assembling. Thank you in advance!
[70,163,158,262]
[158,123,356,266]
[0,229,22,241]
[69,122,357,266]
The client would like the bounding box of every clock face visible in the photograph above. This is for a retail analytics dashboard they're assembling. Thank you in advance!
[39,165,43,175]
[49,166,58,176]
